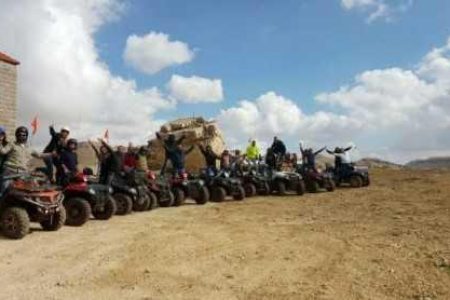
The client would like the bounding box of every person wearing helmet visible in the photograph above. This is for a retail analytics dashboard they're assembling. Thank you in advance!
[57,138,79,185]
[43,125,70,182]
[156,132,186,174]
[0,126,51,174]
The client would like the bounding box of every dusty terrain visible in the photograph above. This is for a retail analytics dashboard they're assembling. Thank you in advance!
[0,168,449,300]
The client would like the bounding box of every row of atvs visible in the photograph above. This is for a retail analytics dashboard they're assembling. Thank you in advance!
[0,162,369,239]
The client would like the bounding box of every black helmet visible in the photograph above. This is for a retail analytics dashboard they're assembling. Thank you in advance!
[67,138,78,146]
[15,126,29,142]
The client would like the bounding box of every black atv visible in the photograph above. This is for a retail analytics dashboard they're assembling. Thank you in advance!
[327,164,370,188]
[199,169,245,202]
[296,164,335,193]
[0,173,66,239]
[168,171,209,206]
[112,171,153,214]
[62,172,116,226]
[147,171,175,208]
[232,161,271,197]
[260,165,306,196]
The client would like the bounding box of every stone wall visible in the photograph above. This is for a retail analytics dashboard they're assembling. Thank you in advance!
[0,61,17,136]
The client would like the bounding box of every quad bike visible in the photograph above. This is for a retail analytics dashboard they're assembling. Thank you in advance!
[62,172,116,226]
[199,168,245,202]
[147,171,174,208]
[296,165,336,193]
[168,171,209,206]
[260,165,306,196]
[0,173,66,239]
[326,163,370,188]
[232,161,271,197]
[112,171,153,214]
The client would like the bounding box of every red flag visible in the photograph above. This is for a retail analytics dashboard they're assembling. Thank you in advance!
[31,115,39,135]
[104,129,109,142]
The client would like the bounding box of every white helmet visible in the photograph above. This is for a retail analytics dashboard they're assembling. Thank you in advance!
[61,126,70,133]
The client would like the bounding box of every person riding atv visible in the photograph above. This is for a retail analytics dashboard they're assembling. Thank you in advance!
[297,144,335,193]
[326,146,370,187]
[0,126,66,239]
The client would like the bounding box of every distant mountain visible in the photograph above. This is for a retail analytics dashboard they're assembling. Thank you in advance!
[406,157,450,170]
[356,157,403,169]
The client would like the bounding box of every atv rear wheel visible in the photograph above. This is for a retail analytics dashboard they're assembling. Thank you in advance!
[41,205,66,231]
[350,175,363,188]
[308,181,320,193]
[133,193,150,211]
[296,180,306,196]
[244,183,257,197]
[92,195,117,220]
[211,186,226,202]
[1,207,30,239]
[326,179,336,192]
[114,193,133,215]
[259,182,271,195]
[147,192,158,210]
[65,197,91,226]
[276,180,286,196]
[233,185,246,201]
[158,190,175,207]
[194,186,209,205]
[173,188,186,206]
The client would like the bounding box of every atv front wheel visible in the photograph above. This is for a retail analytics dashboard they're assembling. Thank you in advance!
[147,192,158,210]
[0,207,30,239]
[244,183,257,197]
[93,195,117,220]
[65,197,92,226]
[173,188,186,206]
[276,180,287,196]
[133,193,151,211]
[211,186,226,202]
[233,186,246,201]
[158,191,175,207]
[296,180,306,196]
[350,176,363,188]
[194,186,209,205]
[114,193,133,215]
[41,205,67,231]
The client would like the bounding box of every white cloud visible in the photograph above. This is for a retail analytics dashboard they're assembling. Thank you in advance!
[124,32,194,74]
[340,0,413,23]
[0,0,175,145]
[167,75,223,103]
[217,92,362,151]
[218,37,450,163]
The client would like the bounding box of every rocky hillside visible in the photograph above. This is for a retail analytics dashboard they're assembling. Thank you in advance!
[356,157,403,169]
[406,157,450,170]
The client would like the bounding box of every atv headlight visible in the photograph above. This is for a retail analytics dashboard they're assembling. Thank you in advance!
[108,187,114,194]
[129,188,137,195]
[88,188,96,195]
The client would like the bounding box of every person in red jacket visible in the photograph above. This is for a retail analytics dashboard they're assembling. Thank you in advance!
[123,143,137,171]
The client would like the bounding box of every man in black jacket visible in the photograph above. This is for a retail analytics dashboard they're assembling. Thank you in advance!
[271,136,287,166]
[43,125,70,182]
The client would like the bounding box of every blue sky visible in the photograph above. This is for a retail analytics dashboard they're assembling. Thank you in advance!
[2,0,450,162]
[95,0,450,118]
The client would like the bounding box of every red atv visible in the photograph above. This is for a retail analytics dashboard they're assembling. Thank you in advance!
[168,171,209,206]
[0,173,66,239]
[63,172,117,226]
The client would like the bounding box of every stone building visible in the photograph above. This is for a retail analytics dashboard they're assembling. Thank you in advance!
[0,51,19,136]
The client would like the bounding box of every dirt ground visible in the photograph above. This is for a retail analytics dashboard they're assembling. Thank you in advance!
[0,168,449,300]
